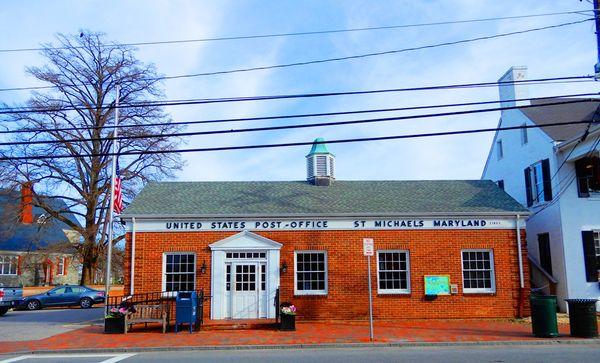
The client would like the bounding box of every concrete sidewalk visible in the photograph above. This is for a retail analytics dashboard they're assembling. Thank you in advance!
[0,319,597,355]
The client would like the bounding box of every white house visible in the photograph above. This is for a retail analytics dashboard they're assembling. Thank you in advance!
[482,66,600,311]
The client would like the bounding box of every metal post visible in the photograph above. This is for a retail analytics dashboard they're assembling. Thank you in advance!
[367,255,374,341]
[104,85,120,313]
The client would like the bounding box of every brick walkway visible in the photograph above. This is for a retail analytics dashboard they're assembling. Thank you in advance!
[0,320,585,354]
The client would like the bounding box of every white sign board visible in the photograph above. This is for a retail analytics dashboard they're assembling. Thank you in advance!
[363,238,374,256]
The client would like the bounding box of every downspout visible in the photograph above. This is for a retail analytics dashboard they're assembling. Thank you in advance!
[516,214,525,318]
[130,217,136,296]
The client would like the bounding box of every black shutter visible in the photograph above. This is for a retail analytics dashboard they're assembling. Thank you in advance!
[537,233,553,276]
[581,231,597,282]
[575,158,590,198]
[524,167,533,207]
[541,159,553,201]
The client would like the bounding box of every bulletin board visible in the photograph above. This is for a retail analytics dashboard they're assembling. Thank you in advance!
[423,275,451,296]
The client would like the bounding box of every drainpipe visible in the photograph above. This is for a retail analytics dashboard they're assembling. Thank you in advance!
[516,214,525,318]
[130,217,136,295]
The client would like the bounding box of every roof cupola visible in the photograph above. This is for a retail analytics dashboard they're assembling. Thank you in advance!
[306,138,335,186]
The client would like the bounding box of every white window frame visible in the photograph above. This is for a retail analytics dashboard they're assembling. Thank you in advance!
[0,255,18,275]
[496,140,504,160]
[376,250,410,294]
[294,250,328,296]
[56,257,65,275]
[461,249,496,294]
[520,123,528,145]
[161,252,196,294]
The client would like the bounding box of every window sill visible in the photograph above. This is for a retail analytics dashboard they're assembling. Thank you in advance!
[294,291,328,296]
[377,291,411,295]
[463,291,496,295]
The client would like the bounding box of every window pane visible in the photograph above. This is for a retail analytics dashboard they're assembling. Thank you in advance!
[462,250,494,292]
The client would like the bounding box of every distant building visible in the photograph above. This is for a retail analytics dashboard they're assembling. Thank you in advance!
[121,139,530,321]
[0,183,81,287]
[482,66,600,311]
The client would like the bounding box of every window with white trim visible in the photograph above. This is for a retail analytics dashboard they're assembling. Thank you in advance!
[496,140,504,160]
[377,251,410,294]
[462,250,495,293]
[56,257,65,275]
[520,124,528,145]
[163,253,196,292]
[0,255,18,275]
[295,251,327,295]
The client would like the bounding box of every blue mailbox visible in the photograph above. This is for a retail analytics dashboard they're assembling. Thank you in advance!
[175,291,197,333]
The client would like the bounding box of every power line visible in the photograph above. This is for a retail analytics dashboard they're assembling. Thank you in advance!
[2,91,597,136]
[0,75,594,113]
[161,19,594,80]
[0,18,593,93]
[2,97,597,148]
[1,119,596,161]
[0,10,591,54]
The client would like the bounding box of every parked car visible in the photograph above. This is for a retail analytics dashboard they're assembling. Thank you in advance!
[19,285,105,310]
[0,284,23,316]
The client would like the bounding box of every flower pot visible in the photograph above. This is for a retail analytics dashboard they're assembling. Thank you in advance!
[280,313,296,331]
[104,316,125,334]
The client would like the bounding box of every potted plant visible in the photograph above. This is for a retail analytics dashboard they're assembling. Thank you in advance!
[104,298,135,334]
[280,302,297,331]
[104,307,128,333]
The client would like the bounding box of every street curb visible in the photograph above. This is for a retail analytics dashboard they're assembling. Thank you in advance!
[2,338,600,356]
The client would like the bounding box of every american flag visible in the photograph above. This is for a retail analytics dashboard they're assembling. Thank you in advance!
[113,161,124,214]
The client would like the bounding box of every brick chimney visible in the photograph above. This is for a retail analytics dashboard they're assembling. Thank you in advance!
[20,182,34,224]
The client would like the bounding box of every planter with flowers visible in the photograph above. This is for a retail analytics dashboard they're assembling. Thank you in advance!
[279,302,297,331]
[104,301,135,334]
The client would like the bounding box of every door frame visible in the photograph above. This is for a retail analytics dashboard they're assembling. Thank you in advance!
[209,231,282,320]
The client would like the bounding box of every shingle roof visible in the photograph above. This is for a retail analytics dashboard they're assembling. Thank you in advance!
[123,180,528,217]
[519,98,600,141]
[0,192,81,252]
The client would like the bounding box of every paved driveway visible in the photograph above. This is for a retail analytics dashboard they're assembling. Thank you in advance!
[0,307,103,342]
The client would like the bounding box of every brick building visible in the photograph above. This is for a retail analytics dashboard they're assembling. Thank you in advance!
[121,139,530,321]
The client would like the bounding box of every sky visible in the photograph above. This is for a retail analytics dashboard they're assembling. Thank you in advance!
[1,0,599,183]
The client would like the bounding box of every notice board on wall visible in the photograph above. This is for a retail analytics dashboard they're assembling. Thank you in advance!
[424,275,451,295]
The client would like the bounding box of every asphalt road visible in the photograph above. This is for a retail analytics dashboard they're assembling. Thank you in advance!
[0,307,103,342]
[2,345,600,363]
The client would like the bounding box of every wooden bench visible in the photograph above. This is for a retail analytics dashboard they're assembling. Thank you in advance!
[125,304,168,333]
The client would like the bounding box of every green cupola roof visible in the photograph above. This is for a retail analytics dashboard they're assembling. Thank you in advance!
[306,138,333,156]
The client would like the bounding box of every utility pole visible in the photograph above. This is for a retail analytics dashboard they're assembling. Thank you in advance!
[594,0,600,78]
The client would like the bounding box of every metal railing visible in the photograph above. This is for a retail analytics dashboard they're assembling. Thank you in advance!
[106,289,208,329]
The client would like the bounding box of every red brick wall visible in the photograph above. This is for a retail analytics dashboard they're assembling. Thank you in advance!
[124,229,529,320]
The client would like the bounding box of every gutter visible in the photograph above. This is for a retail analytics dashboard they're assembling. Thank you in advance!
[515,214,525,319]
[130,217,136,295]
[120,211,531,220]
[555,124,600,151]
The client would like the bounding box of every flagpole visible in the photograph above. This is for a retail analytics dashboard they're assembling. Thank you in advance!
[104,85,120,313]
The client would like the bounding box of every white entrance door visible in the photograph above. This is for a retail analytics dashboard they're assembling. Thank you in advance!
[231,263,259,319]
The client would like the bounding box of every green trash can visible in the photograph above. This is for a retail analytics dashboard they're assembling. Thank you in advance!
[530,295,559,337]
[565,299,598,338]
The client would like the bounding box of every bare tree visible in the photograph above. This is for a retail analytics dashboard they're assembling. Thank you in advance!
[1,32,184,284]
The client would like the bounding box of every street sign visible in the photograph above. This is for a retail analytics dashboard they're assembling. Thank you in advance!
[363,238,374,256]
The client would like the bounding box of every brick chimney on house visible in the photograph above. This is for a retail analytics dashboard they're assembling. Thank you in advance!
[20,182,34,224]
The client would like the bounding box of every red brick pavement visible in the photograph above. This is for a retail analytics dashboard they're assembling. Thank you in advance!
[0,320,580,354]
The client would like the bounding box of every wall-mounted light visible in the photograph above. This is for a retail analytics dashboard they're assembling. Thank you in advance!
[281,261,287,274]
[200,260,207,275]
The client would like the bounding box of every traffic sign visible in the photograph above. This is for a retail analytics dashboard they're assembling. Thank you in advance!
[363,238,374,256]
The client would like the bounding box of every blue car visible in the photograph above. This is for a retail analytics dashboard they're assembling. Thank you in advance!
[20,285,105,310]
